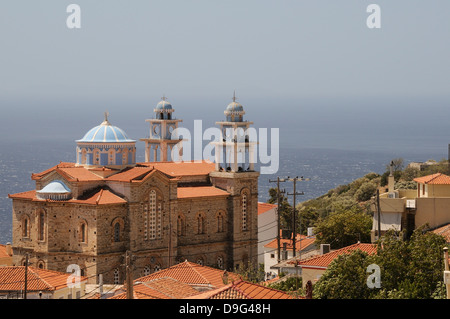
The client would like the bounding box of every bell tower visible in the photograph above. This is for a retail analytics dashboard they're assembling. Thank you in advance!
[140,96,183,162]
[212,91,257,172]
[209,92,259,270]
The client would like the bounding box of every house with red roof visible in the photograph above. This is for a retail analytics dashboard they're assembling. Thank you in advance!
[296,242,377,288]
[372,172,450,242]
[0,244,13,266]
[257,202,277,264]
[0,266,86,299]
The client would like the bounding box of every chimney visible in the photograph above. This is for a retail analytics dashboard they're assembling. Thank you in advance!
[320,244,330,255]
[307,227,314,237]
[388,161,395,194]
[5,243,12,257]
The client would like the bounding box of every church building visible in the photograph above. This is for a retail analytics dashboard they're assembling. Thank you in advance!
[9,96,259,284]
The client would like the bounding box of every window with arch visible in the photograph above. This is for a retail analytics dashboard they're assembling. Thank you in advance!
[217,256,224,270]
[196,258,204,266]
[197,213,206,234]
[154,264,161,272]
[146,190,162,240]
[113,268,120,284]
[143,265,151,276]
[93,148,100,165]
[241,192,248,231]
[38,210,45,241]
[22,216,30,238]
[177,214,186,236]
[79,221,87,243]
[216,211,224,233]
[114,222,120,242]
[37,260,45,269]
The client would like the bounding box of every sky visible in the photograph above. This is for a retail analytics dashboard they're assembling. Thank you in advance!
[0,0,450,157]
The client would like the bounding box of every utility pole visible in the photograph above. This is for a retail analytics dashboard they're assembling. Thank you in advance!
[23,253,29,300]
[444,247,450,299]
[287,176,308,258]
[125,250,134,299]
[269,176,287,264]
[376,189,381,240]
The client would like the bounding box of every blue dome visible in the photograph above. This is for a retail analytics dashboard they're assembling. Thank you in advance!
[77,119,135,143]
[155,100,173,111]
[38,180,71,194]
[225,101,244,112]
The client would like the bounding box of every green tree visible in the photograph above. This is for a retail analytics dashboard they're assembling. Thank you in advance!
[313,250,375,299]
[314,205,372,249]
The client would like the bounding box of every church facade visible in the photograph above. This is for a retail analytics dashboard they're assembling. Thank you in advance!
[9,97,259,284]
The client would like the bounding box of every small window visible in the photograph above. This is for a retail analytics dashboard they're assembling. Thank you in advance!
[114,223,120,242]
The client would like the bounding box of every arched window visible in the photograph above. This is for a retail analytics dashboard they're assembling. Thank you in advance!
[22,216,30,238]
[114,222,120,242]
[217,211,224,233]
[37,260,45,269]
[38,211,45,241]
[113,268,120,284]
[217,256,224,270]
[154,264,161,272]
[177,215,185,236]
[241,193,248,231]
[147,190,162,240]
[197,213,205,234]
[79,221,87,243]
[143,265,151,276]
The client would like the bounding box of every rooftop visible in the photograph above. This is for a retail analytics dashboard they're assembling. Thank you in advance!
[414,173,450,185]
[296,242,377,269]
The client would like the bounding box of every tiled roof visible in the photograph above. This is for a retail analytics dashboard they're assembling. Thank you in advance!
[258,202,277,215]
[105,166,154,182]
[136,260,240,289]
[297,243,377,269]
[264,235,316,252]
[71,189,127,205]
[9,188,126,206]
[186,279,295,299]
[0,266,86,292]
[433,223,450,242]
[414,173,450,185]
[111,277,200,299]
[177,186,230,199]
[0,245,12,259]
[139,161,215,177]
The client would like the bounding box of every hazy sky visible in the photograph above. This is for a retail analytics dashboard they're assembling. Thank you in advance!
[1,0,450,156]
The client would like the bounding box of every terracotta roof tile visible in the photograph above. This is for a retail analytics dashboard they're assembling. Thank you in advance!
[9,189,126,206]
[433,223,450,242]
[106,167,154,182]
[414,173,450,185]
[187,279,295,299]
[258,202,277,215]
[264,236,316,251]
[177,186,230,199]
[0,245,12,259]
[136,261,240,289]
[139,161,215,177]
[297,243,377,269]
[111,277,200,299]
[0,266,86,292]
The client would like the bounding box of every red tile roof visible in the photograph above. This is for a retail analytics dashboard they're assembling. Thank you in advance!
[297,243,377,269]
[136,261,240,289]
[0,266,86,292]
[433,223,450,242]
[139,161,215,177]
[264,236,316,251]
[0,245,12,259]
[9,189,126,206]
[414,173,450,185]
[177,186,230,199]
[186,279,295,299]
[110,277,201,299]
[258,202,277,215]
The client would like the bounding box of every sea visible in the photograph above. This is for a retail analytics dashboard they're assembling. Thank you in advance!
[0,139,446,245]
